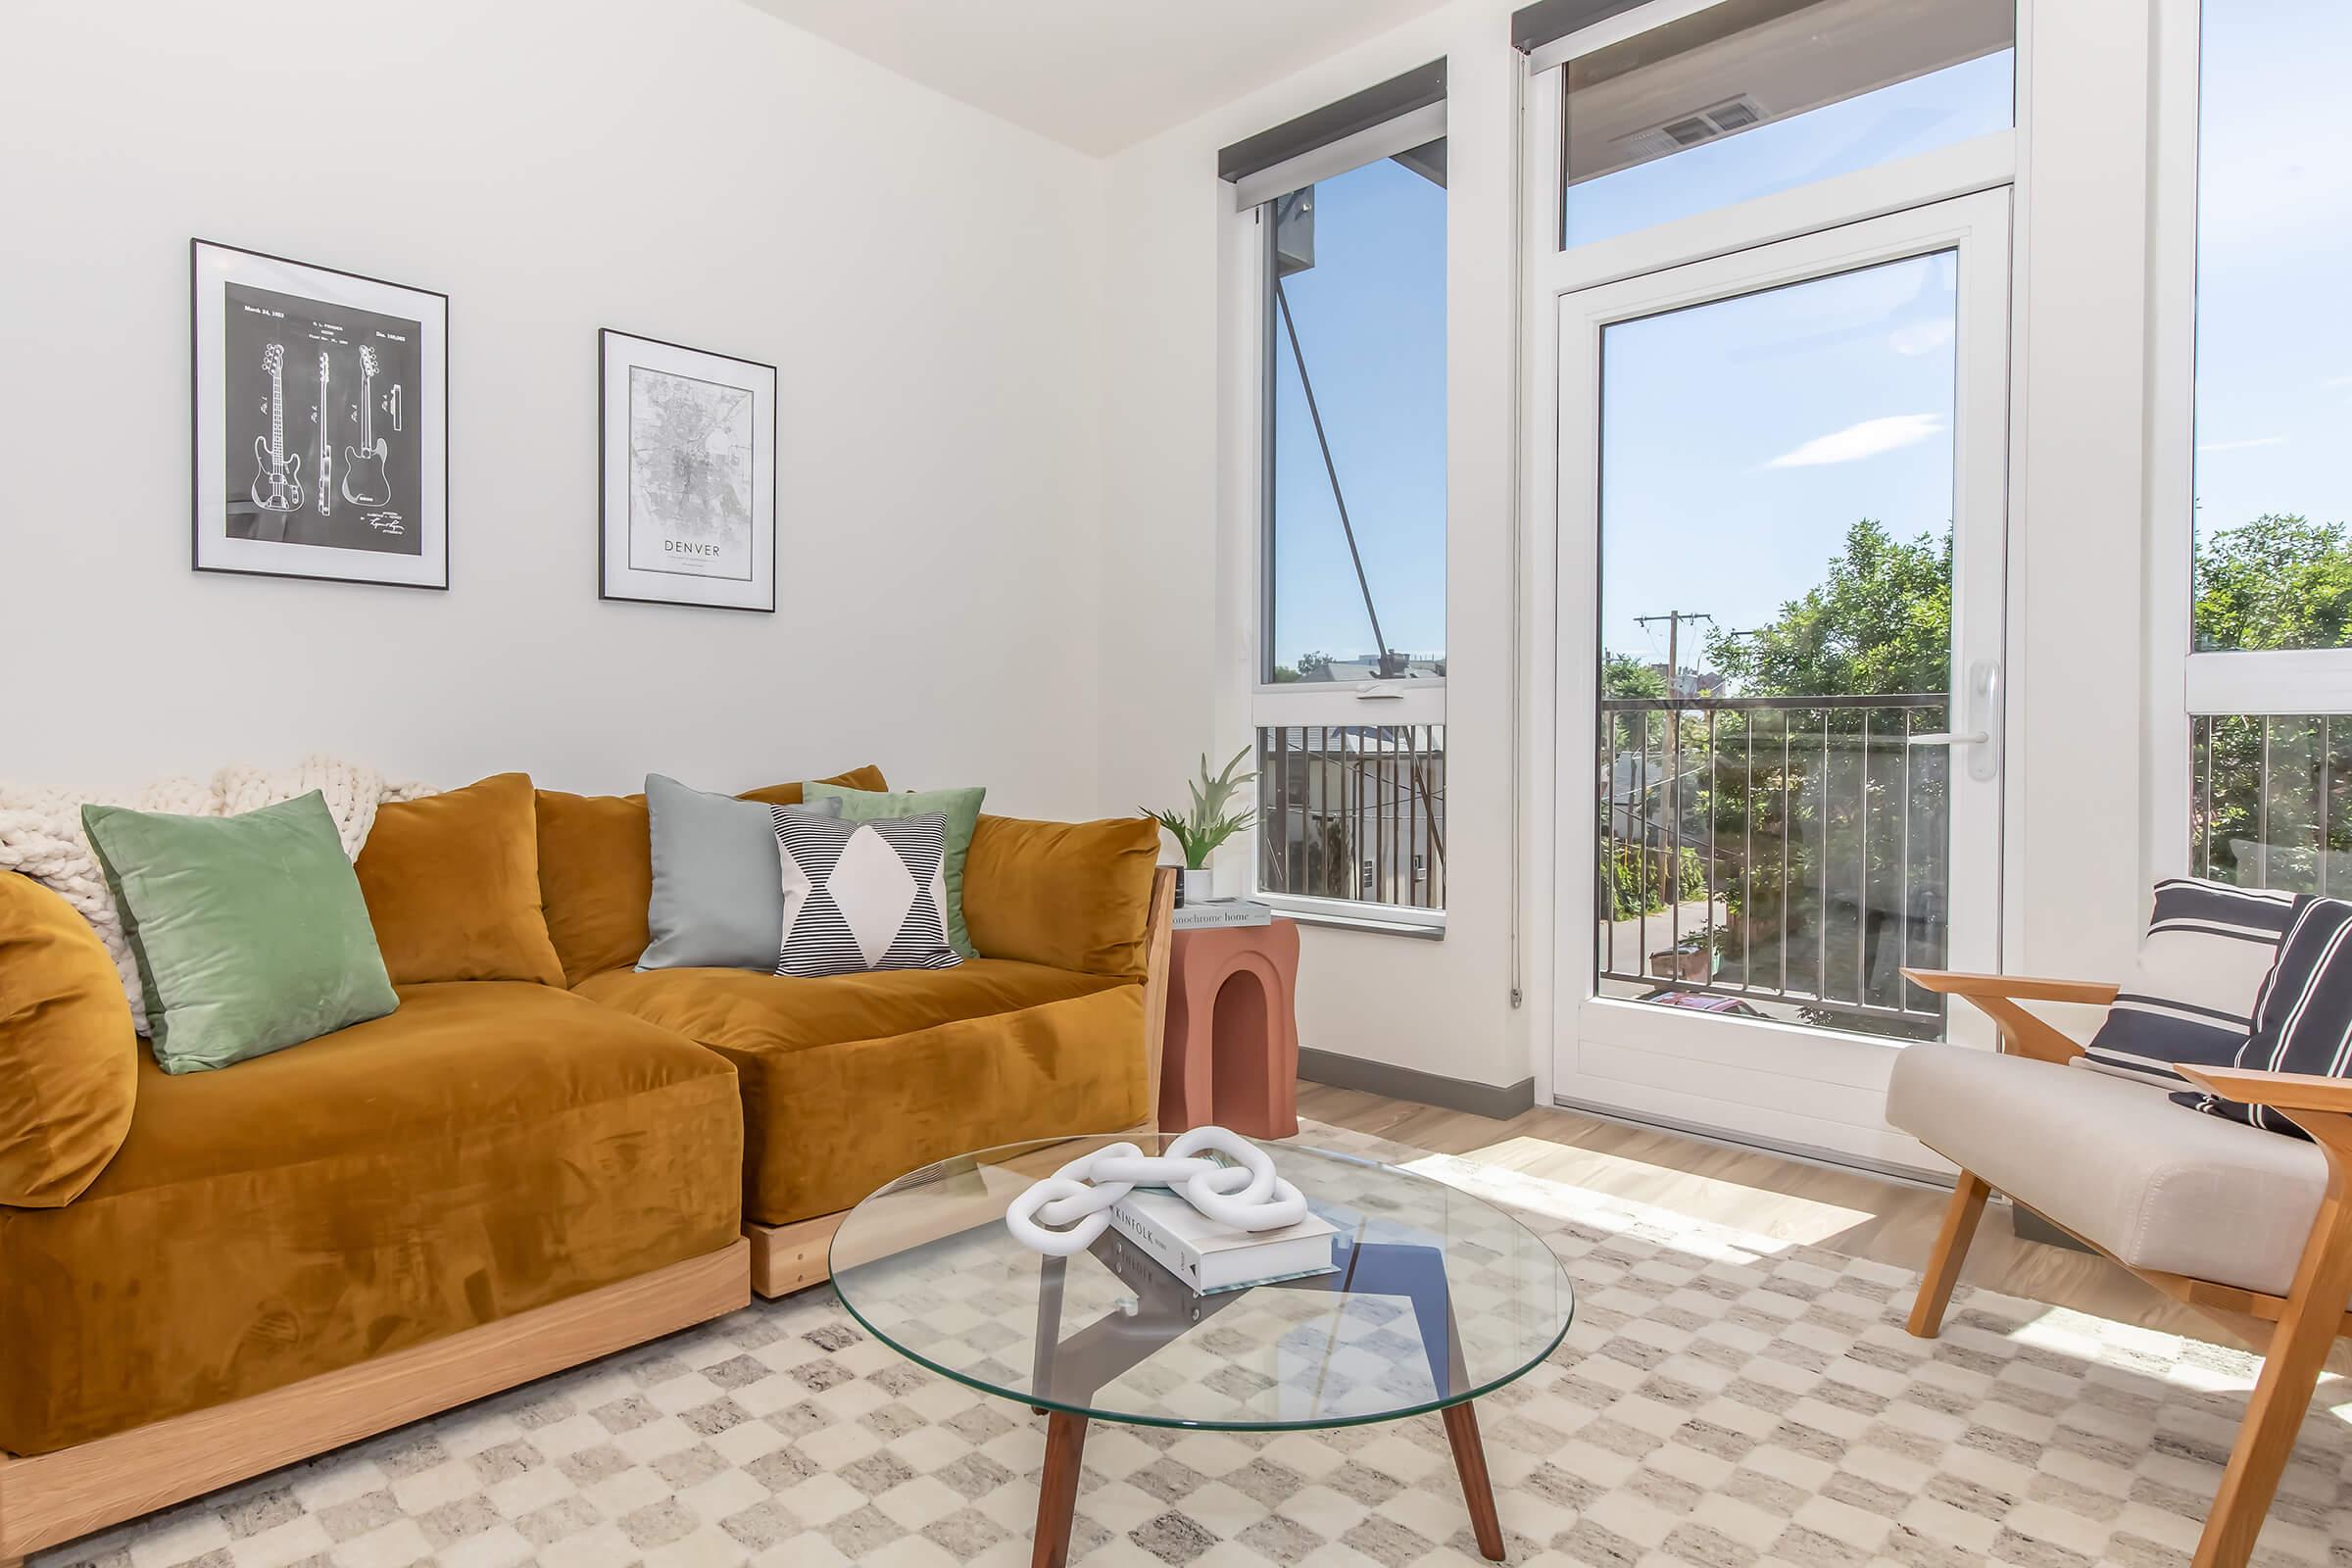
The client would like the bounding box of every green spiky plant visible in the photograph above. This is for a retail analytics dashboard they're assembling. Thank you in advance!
[1145,747,1258,869]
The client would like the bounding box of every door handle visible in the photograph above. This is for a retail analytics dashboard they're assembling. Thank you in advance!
[1353,682,1404,701]
[1906,661,2001,783]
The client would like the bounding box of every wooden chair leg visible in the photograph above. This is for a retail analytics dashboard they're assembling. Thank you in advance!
[2193,1134,2352,1568]
[1906,1170,1990,1339]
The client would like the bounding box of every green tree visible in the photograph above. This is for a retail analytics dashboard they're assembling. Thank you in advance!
[2189,515,2352,889]
[1270,649,1335,684]
[2193,514,2352,652]
[1704,518,1952,698]
[1603,652,1667,698]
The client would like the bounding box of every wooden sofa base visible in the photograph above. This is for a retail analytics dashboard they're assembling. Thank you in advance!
[0,1239,750,1565]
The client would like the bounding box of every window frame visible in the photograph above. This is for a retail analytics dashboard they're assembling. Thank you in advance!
[1533,0,2019,290]
[2144,0,2352,886]
[1230,98,1451,933]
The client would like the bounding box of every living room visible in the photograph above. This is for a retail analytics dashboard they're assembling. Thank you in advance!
[2,0,2345,1564]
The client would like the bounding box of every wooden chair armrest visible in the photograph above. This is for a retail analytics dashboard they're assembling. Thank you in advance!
[1899,967,2102,1065]
[2175,1064,2352,1118]
[1900,968,2121,1006]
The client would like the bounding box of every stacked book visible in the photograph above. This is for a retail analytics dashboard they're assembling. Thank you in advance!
[1169,898,1276,932]
[1107,1186,1339,1294]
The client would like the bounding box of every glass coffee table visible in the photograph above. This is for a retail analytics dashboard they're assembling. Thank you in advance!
[830,1134,1575,1567]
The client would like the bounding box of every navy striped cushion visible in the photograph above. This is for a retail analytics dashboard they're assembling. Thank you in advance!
[2081,878,2296,1086]
[2175,896,2352,1140]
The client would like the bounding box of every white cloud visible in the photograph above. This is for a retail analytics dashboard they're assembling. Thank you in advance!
[1889,319,1955,357]
[2196,436,2287,454]
[1766,413,1946,468]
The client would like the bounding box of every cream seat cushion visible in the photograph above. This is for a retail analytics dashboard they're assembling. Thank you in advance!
[1887,1042,2328,1297]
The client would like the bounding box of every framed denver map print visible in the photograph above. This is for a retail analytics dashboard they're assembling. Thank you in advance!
[598,328,777,612]
[190,239,449,588]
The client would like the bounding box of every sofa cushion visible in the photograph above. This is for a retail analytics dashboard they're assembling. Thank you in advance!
[2081,878,2295,1086]
[964,814,1162,980]
[0,982,742,1455]
[357,772,564,986]
[807,784,986,957]
[578,960,1144,1223]
[537,765,888,986]
[643,775,840,973]
[86,792,399,1072]
[1887,1041,2328,1297]
[2176,894,2352,1138]
[0,873,137,1207]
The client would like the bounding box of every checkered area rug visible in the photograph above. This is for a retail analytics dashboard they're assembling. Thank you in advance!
[39,1123,2352,1568]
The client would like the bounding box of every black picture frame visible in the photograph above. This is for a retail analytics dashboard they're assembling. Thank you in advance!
[189,238,450,590]
[597,327,779,613]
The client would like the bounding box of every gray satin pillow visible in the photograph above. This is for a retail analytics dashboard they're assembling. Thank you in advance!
[639,774,841,971]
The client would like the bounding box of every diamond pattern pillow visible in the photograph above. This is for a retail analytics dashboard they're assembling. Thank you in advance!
[769,807,962,977]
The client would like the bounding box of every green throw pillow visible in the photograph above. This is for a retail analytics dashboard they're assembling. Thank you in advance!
[81,792,399,1074]
[806,782,985,957]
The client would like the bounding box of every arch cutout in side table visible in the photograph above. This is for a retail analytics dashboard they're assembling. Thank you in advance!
[829,1134,1576,1566]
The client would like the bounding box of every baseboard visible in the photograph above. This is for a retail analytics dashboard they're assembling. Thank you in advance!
[1298,1049,1535,1121]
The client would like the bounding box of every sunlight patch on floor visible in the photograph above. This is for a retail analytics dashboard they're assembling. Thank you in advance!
[1406,1133,1881,1249]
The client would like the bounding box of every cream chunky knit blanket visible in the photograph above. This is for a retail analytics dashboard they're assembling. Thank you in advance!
[0,757,432,1032]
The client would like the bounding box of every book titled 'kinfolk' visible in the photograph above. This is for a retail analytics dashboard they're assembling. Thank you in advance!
[1106,1187,1341,1294]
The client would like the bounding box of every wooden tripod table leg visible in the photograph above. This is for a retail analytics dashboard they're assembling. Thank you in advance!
[1033,1410,1089,1568]
[1443,1400,1505,1561]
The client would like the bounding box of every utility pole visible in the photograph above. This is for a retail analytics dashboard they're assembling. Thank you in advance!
[1632,610,1714,699]
[1631,612,1714,918]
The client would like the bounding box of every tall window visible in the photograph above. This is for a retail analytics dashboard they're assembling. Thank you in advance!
[2184,2,2352,890]
[1231,84,1448,925]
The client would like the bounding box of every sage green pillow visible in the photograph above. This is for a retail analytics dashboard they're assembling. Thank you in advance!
[81,792,398,1074]
[806,782,986,957]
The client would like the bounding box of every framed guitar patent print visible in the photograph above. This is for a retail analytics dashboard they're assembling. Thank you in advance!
[598,328,777,612]
[190,239,448,588]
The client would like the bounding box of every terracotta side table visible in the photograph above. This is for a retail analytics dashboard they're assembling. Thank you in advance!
[1157,917,1300,1139]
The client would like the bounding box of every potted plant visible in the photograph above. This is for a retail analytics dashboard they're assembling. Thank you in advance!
[1146,748,1257,906]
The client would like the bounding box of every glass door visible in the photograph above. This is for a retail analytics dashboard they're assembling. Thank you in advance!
[1551,190,2010,1152]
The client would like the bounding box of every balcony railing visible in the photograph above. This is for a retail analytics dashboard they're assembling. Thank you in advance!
[1257,725,1446,911]
[1598,692,1948,1038]
[2193,711,2352,892]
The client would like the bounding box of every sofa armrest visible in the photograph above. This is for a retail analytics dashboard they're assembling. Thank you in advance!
[1901,967,2107,1064]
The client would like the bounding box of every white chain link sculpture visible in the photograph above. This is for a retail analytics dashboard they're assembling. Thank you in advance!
[1004,1126,1307,1256]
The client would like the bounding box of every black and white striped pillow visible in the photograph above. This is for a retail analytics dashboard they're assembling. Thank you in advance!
[2080,878,2296,1086]
[770,807,962,978]
[2174,895,2352,1139]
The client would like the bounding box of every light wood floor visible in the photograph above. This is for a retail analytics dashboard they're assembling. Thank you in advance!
[1299,1081,2351,1371]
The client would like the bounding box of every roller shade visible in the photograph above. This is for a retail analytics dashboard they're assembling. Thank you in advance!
[1217,60,1446,210]
[1512,0,1664,57]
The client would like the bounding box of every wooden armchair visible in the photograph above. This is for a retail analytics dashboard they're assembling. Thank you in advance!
[1895,968,2352,1568]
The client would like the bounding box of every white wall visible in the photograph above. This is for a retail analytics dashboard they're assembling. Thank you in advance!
[0,0,1108,818]
[1101,2,1534,1099]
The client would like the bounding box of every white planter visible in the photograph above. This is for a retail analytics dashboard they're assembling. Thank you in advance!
[1180,867,1213,905]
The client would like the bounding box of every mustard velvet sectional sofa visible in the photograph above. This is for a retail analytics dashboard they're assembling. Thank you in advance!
[0,765,1171,1565]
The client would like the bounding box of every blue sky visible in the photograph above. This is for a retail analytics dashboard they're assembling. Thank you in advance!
[1271,11,2342,681]
[2192,3,2352,570]
[1269,156,1446,671]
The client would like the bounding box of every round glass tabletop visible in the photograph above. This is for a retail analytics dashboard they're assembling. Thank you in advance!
[828,1133,1575,1432]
